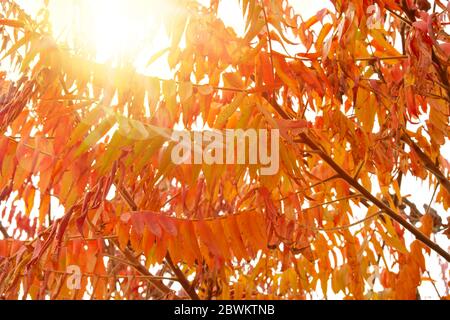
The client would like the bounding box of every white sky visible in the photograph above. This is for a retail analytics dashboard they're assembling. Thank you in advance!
[8,0,450,299]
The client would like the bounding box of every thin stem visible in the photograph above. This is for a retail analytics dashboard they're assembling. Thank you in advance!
[266,97,450,262]
[261,2,276,88]
[425,183,440,216]
[110,238,175,297]
[286,52,409,62]
[300,133,450,262]
[0,222,10,239]
[23,269,178,281]
[118,186,200,300]
[165,253,200,300]
[426,270,442,299]
[304,211,383,233]
[386,8,412,26]
[298,193,363,211]
[401,134,450,195]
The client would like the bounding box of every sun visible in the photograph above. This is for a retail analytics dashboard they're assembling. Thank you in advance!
[76,0,162,61]
[43,0,172,72]
[16,0,247,76]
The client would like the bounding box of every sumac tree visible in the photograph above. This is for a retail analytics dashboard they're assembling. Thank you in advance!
[0,0,449,300]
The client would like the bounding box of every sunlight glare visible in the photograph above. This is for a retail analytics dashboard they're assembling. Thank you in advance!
[48,0,171,71]
[82,1,159,61]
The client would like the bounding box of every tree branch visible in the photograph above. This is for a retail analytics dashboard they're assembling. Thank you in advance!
[0,222,10,239]
[109,238,176,298]
[401,134,450,195]
[266,97,450,262]
[165,253,200,300]
[118,185,200,300]
[299,133,450,261]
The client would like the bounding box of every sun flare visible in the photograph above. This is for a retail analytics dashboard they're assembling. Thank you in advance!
[44,0,172,71]
[81,0,160,60]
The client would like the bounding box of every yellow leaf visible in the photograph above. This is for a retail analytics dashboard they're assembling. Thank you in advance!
[214,93,246,128]
[179,81,193,102]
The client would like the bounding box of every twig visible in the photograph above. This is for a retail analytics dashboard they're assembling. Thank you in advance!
[286,52,409,62]
[165,253,200,300]
[21,269,178,281]
[386,8,412,26]
[261,2,276,88]
[425,270,442,299]
[266,97,450,262]
[118,186,200,300]
[0,222,10,239]
[300,133,450,262]
[109,238,175,297]
[425,183,440,216]
[294,193,364,212]
[306,210,383,232]
[401,134,450,195]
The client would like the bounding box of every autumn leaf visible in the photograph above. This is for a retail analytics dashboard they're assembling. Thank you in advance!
[0,0,448,302]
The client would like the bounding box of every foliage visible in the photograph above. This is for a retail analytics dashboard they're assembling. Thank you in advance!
[0,0,449,300]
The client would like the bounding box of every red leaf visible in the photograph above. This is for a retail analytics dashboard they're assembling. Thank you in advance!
[145,214,163,238]
[158,216,178,237]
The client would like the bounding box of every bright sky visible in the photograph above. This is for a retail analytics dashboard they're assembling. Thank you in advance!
[10,0,450,299]
[15,0,333,75]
